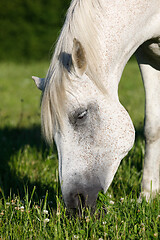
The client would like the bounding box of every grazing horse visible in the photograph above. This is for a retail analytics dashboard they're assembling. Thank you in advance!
[33,0,160,208]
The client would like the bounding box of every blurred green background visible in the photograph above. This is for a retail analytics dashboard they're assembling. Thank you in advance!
[0,0,71,62]
[0,0,145,131]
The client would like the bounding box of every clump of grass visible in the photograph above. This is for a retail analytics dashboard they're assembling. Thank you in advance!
[0,186,160,239]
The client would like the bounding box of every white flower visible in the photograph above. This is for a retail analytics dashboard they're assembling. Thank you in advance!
[109,200,114,205]
[73,235,79,239]
[43,209,49,215]
[85,216,90,223]
[15,207,20,210]
[20,206,25,212]
[120,197,124,202]
[44,218,50,224]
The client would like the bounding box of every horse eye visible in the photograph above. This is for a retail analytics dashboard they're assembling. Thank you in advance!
[76,109,88,125]
[69,108,88,126]
[77,110,88,120]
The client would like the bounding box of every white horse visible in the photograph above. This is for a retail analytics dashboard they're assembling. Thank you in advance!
[33,0,160,208]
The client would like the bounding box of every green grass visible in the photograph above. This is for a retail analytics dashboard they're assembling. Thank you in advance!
[0,60,160,239]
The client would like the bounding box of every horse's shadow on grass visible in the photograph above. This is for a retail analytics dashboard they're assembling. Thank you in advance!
[0,125,60,209]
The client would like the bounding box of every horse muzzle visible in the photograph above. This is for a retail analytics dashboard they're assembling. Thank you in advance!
[61,180,102,209]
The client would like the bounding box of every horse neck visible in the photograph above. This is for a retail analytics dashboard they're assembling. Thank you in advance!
[95,0,159,97]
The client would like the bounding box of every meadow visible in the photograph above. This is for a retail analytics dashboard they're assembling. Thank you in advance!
[0,59,160,239]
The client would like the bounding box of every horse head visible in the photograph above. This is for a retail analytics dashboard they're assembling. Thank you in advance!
[33,39,135,209]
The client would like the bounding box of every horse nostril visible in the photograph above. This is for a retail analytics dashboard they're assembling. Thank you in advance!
[75,193,86,208]
[63,182,102,209]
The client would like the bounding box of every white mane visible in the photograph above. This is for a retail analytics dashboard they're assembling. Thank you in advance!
[41,0,103,144]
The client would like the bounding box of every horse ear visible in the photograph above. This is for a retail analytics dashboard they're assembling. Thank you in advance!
[32,76,45,91]
[72,38,87,76]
